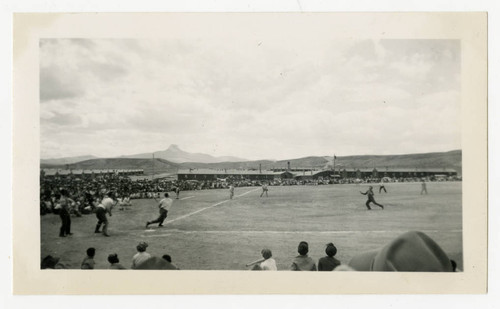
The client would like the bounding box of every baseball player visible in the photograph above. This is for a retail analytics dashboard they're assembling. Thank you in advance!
[360,186,384,210]
[146,192,173,228]
[260,183,269,197]
[94,191,116,236]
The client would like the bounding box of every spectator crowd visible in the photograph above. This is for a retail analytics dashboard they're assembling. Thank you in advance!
[40,170,460,216]
[42,231,459,272]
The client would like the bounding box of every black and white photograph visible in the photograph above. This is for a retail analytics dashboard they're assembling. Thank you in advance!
[11,12,487,295]
[39,37,463,271]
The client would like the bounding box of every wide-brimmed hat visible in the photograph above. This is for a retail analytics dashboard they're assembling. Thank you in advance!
[348,231,453,272]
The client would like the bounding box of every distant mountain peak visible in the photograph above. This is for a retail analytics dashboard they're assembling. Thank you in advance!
[164,144,184,154]
[125,144,248,163]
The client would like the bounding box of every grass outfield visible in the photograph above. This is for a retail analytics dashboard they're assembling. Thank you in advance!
[41,181,462,270]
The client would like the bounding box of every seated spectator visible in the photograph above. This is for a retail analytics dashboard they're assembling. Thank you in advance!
[122,195,132,206]
[135,256,178,270]
[131,241,152,269]
[348,231,455,272]
[318,243,341,271]
[41,255,66,269]
[257,248,277,271]
[450,259,461,272]
[108,253,126,269]
[162,254,172,263]
[162,254,180,269]
[81,247,96,269]
[290,241,317,271]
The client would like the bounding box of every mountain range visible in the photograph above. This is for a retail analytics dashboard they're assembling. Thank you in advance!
[40,155,99,165]
[40,146,462,176]
[120,144,247,163]
[41,144,247,165]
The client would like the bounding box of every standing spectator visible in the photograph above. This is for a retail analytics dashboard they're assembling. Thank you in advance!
[81,247,96,269]
[131,242,152,269]
[318,243,341,271]
[229,184,235,200]
[290,241,317,271]
[108,253,126,269]
[58,189,74,237]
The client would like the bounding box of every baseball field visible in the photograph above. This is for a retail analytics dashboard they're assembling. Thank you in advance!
[40,181,463,270]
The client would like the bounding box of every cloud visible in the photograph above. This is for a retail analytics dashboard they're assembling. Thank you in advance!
[43,112,83,126]
[40,39,461,159]
[40,66,85,101]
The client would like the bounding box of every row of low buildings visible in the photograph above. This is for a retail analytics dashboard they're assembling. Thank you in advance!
[176,167,458,181]
[41,169,144,177]
[41,166,458,181]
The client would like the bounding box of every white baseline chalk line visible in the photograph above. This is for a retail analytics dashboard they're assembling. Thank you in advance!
[165,188,260,225]
[180,196,195,200]
[143,229,463,237]
[235,188,260,198]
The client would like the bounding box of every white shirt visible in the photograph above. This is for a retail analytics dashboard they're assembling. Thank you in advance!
[101,197,115,212]
[102,197,115,207]
[131,252,151,269]
[159,198,173,211]
[260,258,277,271]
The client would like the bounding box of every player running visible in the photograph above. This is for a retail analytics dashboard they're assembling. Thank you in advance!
[260,183,269,197]
[360,186,384,210]
[146,192,173,228]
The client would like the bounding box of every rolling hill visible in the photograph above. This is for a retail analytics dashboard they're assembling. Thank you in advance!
[121,144,247,163]
[50,158,180,175]
[41,150,462,175]
[40,155,98,165]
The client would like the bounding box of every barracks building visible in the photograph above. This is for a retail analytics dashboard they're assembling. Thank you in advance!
[338,167,458,179]
[176,167,457,181]
[41,169,144,178]
[176,168,294,181]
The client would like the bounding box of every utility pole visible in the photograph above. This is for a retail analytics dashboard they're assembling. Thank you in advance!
[333,154,336,174]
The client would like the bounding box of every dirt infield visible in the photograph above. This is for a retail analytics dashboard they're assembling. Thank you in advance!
[40,182,462,270]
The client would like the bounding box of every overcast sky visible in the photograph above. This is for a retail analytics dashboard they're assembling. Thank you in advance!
[40,38,460,161]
